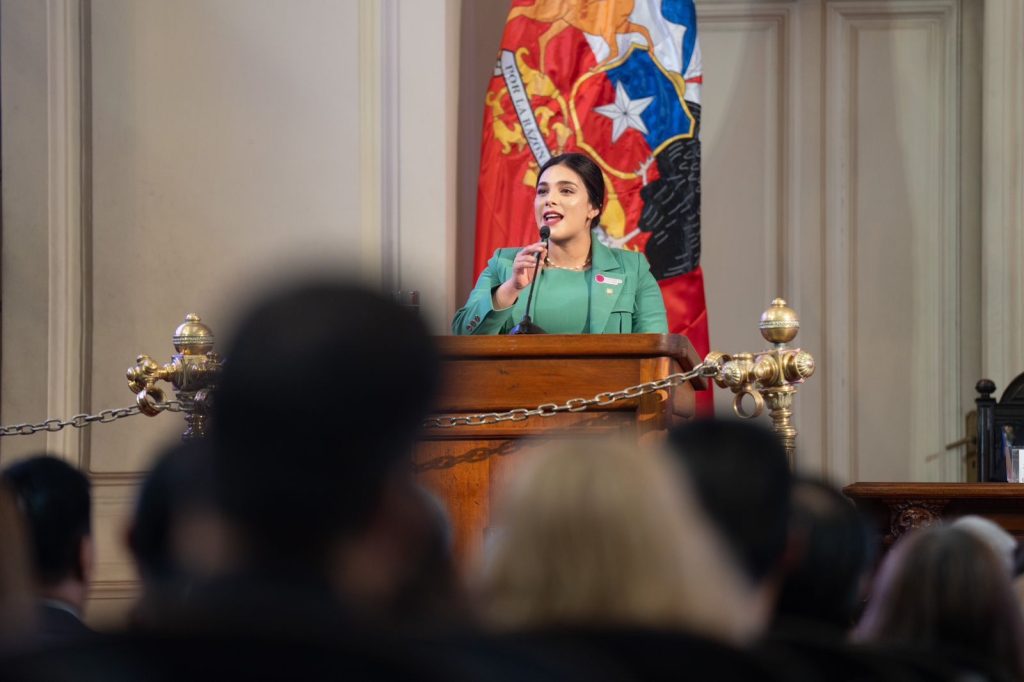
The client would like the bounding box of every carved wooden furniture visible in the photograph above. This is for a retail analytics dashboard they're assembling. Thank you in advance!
[413,334,705,566]
[844,483,1024,546]
[976,373,1024,481]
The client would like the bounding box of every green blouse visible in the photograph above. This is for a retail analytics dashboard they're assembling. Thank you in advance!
[452,238,668,335]
[528,268,590,334]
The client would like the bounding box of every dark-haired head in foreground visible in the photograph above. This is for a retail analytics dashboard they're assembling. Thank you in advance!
[855,524,1024,680]
[665,419,791,626]
[126,438,230,627]
[1,455,93,643]
[211,280,441,614]
[773,477,875,632]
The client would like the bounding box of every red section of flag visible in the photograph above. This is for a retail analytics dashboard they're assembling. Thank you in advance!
[659,266,713,416]
[474,17,597,274]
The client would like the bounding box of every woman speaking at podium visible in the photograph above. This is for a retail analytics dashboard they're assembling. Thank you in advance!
[453,153,668,335]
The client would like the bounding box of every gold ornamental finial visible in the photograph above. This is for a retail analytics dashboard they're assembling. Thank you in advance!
[173,313,215,355]
[759,298,800,346]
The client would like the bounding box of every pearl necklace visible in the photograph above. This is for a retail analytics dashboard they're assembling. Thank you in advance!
[544,255,592,271]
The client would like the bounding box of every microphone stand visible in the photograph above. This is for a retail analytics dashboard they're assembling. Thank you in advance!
[509,228,549,335]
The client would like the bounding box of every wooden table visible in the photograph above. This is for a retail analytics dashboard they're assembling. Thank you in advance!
[844,482,1024,545]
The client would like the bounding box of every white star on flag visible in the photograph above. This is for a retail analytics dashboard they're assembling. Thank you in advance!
[594,82,653,143]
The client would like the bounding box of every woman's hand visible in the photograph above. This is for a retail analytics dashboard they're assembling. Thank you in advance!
[492,241,548,310]
[509,241,548,289]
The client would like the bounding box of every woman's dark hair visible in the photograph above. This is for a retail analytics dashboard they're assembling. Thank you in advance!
[855,524,1024,680]
[774,476,875,630]
[538,153,605,227]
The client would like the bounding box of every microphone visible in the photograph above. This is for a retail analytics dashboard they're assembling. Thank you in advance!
[509,226,550,335]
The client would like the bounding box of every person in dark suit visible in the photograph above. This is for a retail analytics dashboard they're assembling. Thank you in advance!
[453,153,668,335]
[1,455,94,645]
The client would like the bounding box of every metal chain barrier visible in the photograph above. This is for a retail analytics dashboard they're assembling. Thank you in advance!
[0,363,712,437]
[0,400,183,437]
[422,362,717,429]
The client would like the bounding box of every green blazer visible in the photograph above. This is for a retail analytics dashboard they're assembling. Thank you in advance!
[452,238,669,335]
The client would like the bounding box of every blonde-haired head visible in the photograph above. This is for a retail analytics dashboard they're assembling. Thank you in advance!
[476,438,759,643]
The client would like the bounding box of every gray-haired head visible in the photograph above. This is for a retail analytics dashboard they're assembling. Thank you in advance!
[951,515,1017,574]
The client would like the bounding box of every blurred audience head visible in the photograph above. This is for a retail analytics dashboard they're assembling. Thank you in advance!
[379,485,466,627]
[855,524,1024,680]
[773,476,874,631]
[951,515,1017,575]
[1,455,92,611]
[212,279,440,589]
[478,439,759,643]
[0,484,35,645]
[128,439,228,594]
[665,419,792,588]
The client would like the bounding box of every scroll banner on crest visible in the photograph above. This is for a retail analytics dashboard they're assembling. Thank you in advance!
[474,0,712,414]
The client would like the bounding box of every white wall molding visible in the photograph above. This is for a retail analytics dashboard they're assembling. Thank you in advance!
[382,0,401,293]
[45,0,87,462]
[981,0,1024,395]
[357,0,382,286]
[698,4,793,313]
[394,0,460,332]
[359,0,400,292]
[825,1,961,482]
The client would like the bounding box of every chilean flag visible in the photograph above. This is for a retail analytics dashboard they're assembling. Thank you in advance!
[474,0,711,414]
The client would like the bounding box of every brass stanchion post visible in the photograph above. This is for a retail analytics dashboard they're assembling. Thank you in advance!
[126,313,222,439]
[703,299,815,466]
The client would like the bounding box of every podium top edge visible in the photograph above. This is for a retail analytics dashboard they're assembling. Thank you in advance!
[435,334,703,381]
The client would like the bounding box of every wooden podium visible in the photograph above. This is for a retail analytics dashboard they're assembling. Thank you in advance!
[413,334,705,566]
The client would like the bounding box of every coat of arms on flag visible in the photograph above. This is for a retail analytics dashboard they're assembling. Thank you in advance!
[474,0,711,412]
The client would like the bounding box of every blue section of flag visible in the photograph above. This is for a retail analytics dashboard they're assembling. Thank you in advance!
[604,49,692,146]
[660,0,698,76]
